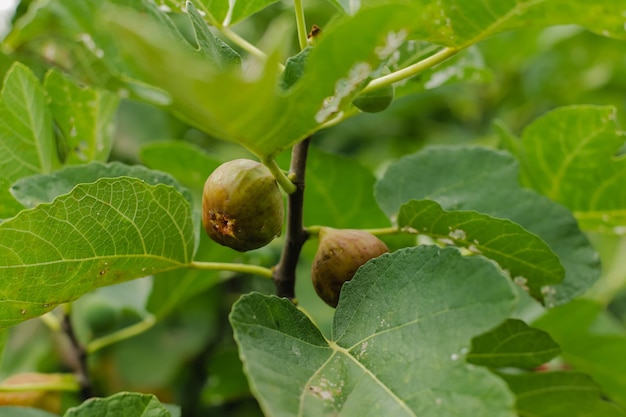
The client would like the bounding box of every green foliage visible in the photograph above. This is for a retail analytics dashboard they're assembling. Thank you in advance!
[467,319,560,369]
[231,246,518,417]
[501,105,626,234]
[376,146,600,306]
[64,392,177,417]
[0,0,625,416]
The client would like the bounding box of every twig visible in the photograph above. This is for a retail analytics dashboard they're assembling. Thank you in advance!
[273,137,311,301]
[61,313,92,400]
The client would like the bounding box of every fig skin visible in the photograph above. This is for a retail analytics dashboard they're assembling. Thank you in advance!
[202,159,284,252]
[352,66,395,113]
[312,227,389,307]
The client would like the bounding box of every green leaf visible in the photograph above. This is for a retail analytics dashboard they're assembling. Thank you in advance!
[0,62,56,219]
[43,69,119,165]
[0,178,194,329]
[64,392,172,417]
[231,246,518,417]
[10,161,194,210]
[500,105,626,234]
[157,1,228,27]
[376,146,600,306]
[398,199,564,301]
[186,2,241,69]
[467,319,560,369]
[103,4,414,158]
[498,371,626,417]
[139,141,220,196]
[0,408,58,417]
[280,47,312,92]
[533,299,626,408]
[357,0,626,46]
[300,147,389,229]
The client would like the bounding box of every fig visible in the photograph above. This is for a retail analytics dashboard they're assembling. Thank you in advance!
[84,296,119,333]
[202,159,284,252]
[352,67,395,113]
[311,227,389,307]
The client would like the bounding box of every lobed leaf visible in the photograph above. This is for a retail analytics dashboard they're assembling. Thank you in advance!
[64,392,174,417]
[498,371,626,417]
[0,178,195,328]
[398,199,564,300]
[0,63,56,219]
[376,146,600,306]
[231,246,518,417]
[467,318,560,369]
[500,105,626,234]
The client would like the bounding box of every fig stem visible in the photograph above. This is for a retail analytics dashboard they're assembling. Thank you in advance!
[306,225,400,237]
[218,26,286,71]
[273,137,311,301]
[361,46,459,94]
[262,157,297,194]
[86,314,156,354]
[190,261,274,279]
[294,0,308,51]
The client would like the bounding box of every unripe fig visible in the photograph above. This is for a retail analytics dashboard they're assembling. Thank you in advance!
[84,296,119,333]
[352,67,395,113]
[202,159,284,252]
[311,227,389,307]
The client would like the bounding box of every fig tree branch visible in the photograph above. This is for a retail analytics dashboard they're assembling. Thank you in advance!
[61,310,92,400]
[273,137,311,301]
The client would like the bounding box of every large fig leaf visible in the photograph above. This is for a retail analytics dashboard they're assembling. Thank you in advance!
[0,63,56,219]
[0,178,194,328]
[231,246,518,417]
[376,146,600,306]
[103,4,414,158]
[500,105,626,234]
[398,199,563,301]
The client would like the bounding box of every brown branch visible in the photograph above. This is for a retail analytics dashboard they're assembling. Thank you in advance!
[273,137,311,301]
[61,313,92,400]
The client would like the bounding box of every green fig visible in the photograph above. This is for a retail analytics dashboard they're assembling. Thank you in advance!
[202,159,284,252]
[311,227,389,307]
[352,66,394,113]
[84,296,119,333]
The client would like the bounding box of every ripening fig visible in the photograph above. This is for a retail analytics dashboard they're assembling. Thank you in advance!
[202,159,284,252]
[311,227,389,307]
[352,66,395,113]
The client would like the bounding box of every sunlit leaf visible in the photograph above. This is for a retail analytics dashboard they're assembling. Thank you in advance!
[500,105,626,234]
[0,178,194,328]
[43,69,119,165]
[0,63,56,219]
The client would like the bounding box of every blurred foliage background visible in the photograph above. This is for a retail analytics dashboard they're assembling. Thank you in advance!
[0,0,625,416]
